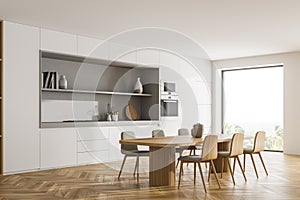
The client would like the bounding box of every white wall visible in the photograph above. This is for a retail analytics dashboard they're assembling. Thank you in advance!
[212,51,300,155]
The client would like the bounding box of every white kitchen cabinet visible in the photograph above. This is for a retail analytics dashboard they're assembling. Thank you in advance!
[40,128,77,169]
[4,22,40,173]
[41,28,77,55]
[76,127,110,164]
[109,42,136,63]
[76,127,109,141]
[137,49,159,67]
[77,35,108,59]
[78,151,109,165]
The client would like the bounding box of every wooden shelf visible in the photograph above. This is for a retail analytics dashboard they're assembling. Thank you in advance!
[41,88,152,97]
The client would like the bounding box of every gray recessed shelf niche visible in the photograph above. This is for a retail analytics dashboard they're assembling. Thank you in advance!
[40,51,160,128]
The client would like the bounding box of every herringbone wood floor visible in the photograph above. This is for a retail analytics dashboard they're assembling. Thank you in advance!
[0,152,299,199]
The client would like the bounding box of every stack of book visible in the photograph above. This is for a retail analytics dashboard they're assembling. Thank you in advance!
[42,72,59,89]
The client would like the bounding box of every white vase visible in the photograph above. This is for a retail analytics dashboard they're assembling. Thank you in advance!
[59,75,67,89]
[134,77,143,94]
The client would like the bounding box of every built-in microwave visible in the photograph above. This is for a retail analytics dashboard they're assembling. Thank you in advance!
[161,81,177,95]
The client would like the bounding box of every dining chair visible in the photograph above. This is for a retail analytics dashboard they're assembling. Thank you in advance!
[118,131,149,182]
[176,128,197,167]
[243,131,268,178]
[178,135,221,193]
[218,133,247,185]
[152,129,165,137]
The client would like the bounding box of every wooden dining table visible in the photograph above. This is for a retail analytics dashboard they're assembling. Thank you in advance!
[119,134,237,187]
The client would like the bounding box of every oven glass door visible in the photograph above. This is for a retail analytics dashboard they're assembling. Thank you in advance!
[161,99,178,117]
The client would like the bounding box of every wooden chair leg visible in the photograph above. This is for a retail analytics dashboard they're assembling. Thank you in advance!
[178,161,184,189]
[208,162,212,182]
[221,158,224,178]
[243,153,246,172]
[118,155,127,180]
[136,155,140,182]
[197,162,207,193]
[233,157,236,175]
[133,156,138,177]
[258,152,269,176]
[250,153,259,178]
[226,157,236,185]
[205,162,208,169]
[210,160,221,189]
[176,151,182,168]
[194,162,196,185]
[237,156,247,182]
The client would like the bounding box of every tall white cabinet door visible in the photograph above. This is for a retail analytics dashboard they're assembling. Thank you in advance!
[41,28,77,55]
[77,36,108,59]
[4,22,40,173]
[109,42,137,63]
[40,128,77,169]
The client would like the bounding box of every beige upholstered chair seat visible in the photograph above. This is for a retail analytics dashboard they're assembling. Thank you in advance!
[123,150,149,156]
[217,151,231,158]
[179,155,202,162]
[243,148,253,154]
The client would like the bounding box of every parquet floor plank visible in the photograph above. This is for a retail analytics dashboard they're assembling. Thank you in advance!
[0,152,299,199]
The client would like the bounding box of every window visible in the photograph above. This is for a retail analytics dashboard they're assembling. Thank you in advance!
[222,66,283,151]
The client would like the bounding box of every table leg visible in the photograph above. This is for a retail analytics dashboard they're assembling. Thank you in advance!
[213,141,230,173]
[149,146,176,187]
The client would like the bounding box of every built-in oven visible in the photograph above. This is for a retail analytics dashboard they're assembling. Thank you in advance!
[161,81,178,117]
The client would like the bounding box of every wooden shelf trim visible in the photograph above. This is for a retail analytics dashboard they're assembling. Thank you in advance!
[41,88,152,97]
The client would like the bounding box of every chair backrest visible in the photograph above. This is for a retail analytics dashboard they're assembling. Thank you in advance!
[152,129,165,138]
[201,135,218,161]
[178,128,189,136]
[253,131,266,153]
[229,133,244,157]
[191,123,203,138]
[121,131,138,154]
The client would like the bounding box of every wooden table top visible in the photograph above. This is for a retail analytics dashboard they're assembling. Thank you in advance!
[119,134,237,147]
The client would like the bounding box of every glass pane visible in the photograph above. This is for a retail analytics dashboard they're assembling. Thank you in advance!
[223,67,283,151]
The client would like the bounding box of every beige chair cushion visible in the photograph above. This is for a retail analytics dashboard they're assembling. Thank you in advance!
[217,151,230,158]
[152,129,165,138]
[243,148,253,154]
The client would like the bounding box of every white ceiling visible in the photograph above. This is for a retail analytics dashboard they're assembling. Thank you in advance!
[1,0,300,60]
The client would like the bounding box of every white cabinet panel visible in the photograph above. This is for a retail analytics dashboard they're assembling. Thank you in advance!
[76,127,109,141]
[191,81,212,105]
[78,151,109,164]
[109,42,136,63]
[77,140,109,153]
[160,118,182,136]
[77,36,108,59]
[41,128,77,169]
[41,28,77,55]
[4,22,40,173]
[137,49,159,67]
